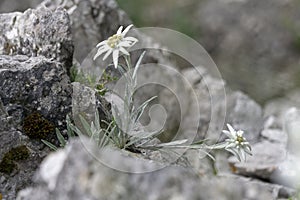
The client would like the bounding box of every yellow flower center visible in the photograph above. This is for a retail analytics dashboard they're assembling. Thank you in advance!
[236,135,244,144]
[107,34,123,48]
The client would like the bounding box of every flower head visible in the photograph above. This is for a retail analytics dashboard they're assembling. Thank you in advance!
[94,24,138,68]
[222,124,252,161]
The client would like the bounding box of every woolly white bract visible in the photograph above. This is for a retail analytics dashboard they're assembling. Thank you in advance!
[222,124,252,161]
[93,24,138,68]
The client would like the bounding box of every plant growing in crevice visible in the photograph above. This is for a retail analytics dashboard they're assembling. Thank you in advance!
[70,64,117,96]
[92,24,252,161]
[46,24,252,163]
[95,71,118,96]
[42,115,76,150]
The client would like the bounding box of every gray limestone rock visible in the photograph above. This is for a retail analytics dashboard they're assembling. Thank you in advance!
[225,91,263,143]
[38,0,130,63]
[261,129,288,145]
[0,54,70,198]
[264,89,300,129]
[182,67,262,143]
[0,6,73,71]
[0,0,295,199]
[0,55,72,139]
[0,6,76,200]
[228,140,287,180]
[16,137,294,200]
[283,107,300,154]
[181,66,226,142]
[71,82,111,131]
[38,0,184,142]
[0,130,48,200]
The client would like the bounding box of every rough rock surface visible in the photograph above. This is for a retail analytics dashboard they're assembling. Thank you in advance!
[0,6,74,71]
[270,107,300,188]
[0,0,297,199]
[0,55,72,199]
[0,97,13,132]
[71,82,111,129]
[0,130,48,200]
[16,138,294,200]
[261,129,288,144]
[0,55,72,134]
[39,0,130,63]
[0,5,77,199]
[224,91,263,142]
[182,65,296,193]
[181,66,225,141]
[182,67,263,143]
[264,89,300,129]
[37,0,186,142]
[228,99,299,187]
[38,0,173,63]
[228,140,287,180]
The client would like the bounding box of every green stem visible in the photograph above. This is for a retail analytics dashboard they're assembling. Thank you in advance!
[208,152,218,175]
[124,55,132,73]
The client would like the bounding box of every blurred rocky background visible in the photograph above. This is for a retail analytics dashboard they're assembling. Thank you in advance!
[0,0,299,199]
[117,0,300,105]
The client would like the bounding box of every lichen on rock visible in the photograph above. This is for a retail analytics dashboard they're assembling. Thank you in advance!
[0,4,74,199]
[0,145,30,174]
[22,112,55,140]
[0,55,72,135]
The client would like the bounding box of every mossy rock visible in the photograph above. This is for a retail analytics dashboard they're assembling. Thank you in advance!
[0,145,30,174]
[23,112,55,140]
[0,155,16,174]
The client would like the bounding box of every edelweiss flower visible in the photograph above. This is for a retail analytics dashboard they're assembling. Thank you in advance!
[222,123,252,161]
[93,24,138,68]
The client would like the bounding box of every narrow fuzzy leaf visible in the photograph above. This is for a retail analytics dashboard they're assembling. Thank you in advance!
[112,104,123,130]
[42,140,58,151]
[206,142,228,149]
[68,122,83,136]
[79,115,92,137]
[198,149,215,161]
[132,51,146,85]
[125,129,162,148]
[132,96,157,123]
[156,139,188,147]
[226,148,241,162]
[191,139,210,145]
[90,121,100,143]
[56,128,67,147]
[95,110,101,131]
[132,129,163,139]
[66,115,75,137]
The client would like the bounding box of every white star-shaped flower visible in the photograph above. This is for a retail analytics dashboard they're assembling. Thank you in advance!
[93,24,138,68]
[222,123,252,161]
